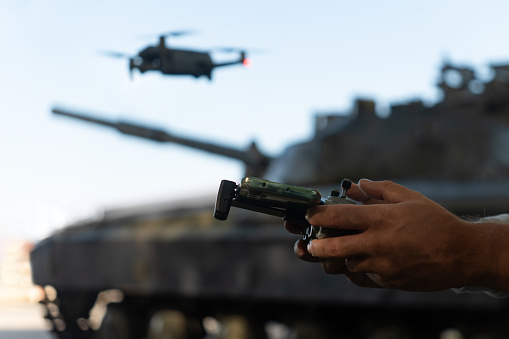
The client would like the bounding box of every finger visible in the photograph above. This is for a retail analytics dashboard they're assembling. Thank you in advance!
[321,258,383,288]
[343,257,392,288]
[348,179,388,205]
[344,182,370,202]
[344,257,387,278]
[358,179,423,203]
[345,272,384,288]
[284,220,304,235]
[306,204,383,231]
[321,258,347,274]
[294,239,322,263]
[345,181,384,205]
[307,236,368,259]
[344,257,367,273]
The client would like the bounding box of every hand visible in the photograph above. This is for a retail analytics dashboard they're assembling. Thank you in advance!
[294,180,507,292]
[284,221,383,288]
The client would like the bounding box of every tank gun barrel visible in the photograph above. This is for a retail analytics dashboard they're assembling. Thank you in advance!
[52,108,272,177]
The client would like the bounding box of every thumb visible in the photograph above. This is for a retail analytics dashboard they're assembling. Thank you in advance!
[358,179,423,204]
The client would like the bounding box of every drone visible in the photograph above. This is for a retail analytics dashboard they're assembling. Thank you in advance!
[102,31,252,80]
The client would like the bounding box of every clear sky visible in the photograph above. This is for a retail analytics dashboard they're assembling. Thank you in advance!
[1,0,508,240]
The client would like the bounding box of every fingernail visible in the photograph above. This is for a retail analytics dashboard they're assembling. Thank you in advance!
[305,207,316,221]
[307,240,313,256]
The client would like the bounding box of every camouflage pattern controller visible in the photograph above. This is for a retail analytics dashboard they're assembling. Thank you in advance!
[214,177,357,241]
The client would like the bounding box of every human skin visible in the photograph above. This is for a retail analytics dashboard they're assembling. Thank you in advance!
[284,179,509,292]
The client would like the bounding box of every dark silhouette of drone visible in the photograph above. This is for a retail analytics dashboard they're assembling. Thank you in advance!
[102,31,251,80]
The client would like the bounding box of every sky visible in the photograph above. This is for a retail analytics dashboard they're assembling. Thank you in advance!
[1,0,509,240]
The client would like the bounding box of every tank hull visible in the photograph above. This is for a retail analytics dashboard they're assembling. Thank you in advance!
[31,201,509,339]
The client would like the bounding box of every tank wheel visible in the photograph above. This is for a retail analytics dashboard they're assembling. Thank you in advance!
[95,302,144,339]
[39,289,95,339]
[217,314,267,339]
[147,309,204,339]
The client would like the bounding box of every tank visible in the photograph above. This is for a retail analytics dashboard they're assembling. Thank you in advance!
[31,60,509,339]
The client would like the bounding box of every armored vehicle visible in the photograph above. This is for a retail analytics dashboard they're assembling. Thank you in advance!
[31,61,509,339]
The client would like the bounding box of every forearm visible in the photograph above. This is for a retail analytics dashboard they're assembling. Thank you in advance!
[460,216,509,293]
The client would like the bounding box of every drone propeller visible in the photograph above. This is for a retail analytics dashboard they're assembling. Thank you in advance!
[138,30,196,40]
[212,47,264,54]
[99,51,133,59]
[159,30,196,38]
[98,51,137,80]
[213,47,242,53]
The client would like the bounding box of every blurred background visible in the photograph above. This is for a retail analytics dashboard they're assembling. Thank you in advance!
[2,0,509,338]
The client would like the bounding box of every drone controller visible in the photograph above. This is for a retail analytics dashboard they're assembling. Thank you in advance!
[213,177,357,241]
